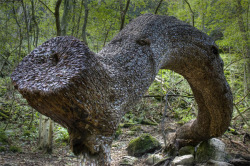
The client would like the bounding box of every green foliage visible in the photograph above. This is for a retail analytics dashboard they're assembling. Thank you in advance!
[115,126,122,139]
[122,123,136,128]
[22,130,31,137]
[140,119,158,126]
[130,125,141,132]
[54,127,69,144]
[0,130,8,145]
[0,110,10,120]
[9,145,22,153]
[0,146,6,152]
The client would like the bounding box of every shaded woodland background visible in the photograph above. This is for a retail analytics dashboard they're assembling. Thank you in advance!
[0,0,249,162]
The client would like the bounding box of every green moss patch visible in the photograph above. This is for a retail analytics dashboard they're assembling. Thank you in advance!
[140,119,158,126]
[0,130,9,145]
[127,134,161,157]
[130,125,141,132]
[115,126,122,139]
[9,145,22,153]
[0,146,6,152]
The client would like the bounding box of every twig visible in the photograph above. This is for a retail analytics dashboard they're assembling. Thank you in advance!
[154,0,164,14]
[234,104,250,127]
[153,156,174,166]
[149,116,158,124]
[143,94,194,98]
[38,0,54,15]
[224,57,250,70]
[153,147,163,154]
[185,101,195,116]
[231,140,250,153]
[0,54,11,65]
[224,134,236,148]
[234,91,249,105]
[233,107,250,120]
[184,0,194,26]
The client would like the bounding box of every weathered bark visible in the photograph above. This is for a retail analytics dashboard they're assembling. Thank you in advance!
[11,14,233,165]
[38,114,54,153]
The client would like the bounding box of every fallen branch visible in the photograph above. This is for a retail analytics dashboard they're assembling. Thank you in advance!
[224,134,250,153]
[143,94,194,98]
[231,140,250,153]
[153,156,174,166]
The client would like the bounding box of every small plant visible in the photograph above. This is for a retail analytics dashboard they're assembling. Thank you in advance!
[0,146,6,152]
[22,130,31,137]
[130,125,141,132]
[0,130,9,145]
[55,127,69,144]
[115,126,122,139]
[9,145,21,153]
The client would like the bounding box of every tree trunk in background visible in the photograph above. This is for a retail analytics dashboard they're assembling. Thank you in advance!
[155,0,164,14]
[38,114,54,154]
[235,0,250,95]
[61,0,71,36]
[55,0,63,36]
[71,0,77,36]
[12,2,23,63]
[119,0,130,31]
[200,0,206,32]
[31,0,39,48]
[82,0,89,44]
[184,0,194,27]
[76,0,84,38]
[20,0,30,53]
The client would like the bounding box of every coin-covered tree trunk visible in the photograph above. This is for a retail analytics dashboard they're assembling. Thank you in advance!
[11,14,233,165]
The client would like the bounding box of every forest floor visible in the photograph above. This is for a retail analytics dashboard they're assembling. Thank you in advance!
[0,116,249,166]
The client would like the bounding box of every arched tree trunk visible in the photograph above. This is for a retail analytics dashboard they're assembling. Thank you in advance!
[11,14,233,165]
